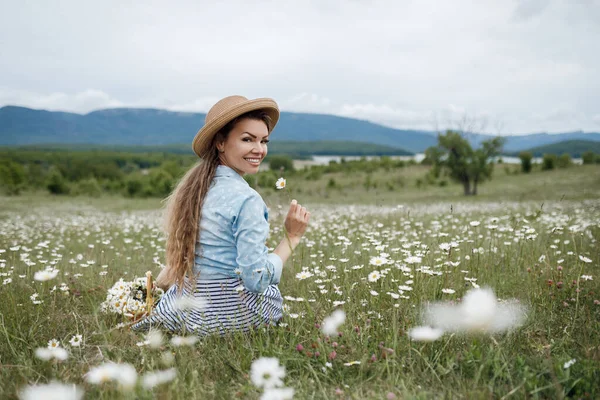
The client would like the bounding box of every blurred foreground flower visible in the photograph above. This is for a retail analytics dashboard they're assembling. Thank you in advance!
[170,335,198,347]
[84,362,137,390]
[408,326,444,342]
[275,178,286,190]
[141,368,177,389]
[261,387,295,400]
[321,309,346,336]
[19,381,83,400]
[423,287,526,334]
[35,347,69,361]
[250,357,286,389]
[34,268,59,282]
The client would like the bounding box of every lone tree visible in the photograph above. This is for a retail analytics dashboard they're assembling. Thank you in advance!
[425,130,504,196]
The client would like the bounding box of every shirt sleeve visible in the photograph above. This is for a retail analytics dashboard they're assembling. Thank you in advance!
[232,193,283,293]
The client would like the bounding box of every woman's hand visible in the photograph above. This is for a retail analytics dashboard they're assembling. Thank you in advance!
[284,199,310,243]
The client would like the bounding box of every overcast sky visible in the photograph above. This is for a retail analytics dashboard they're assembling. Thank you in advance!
[1,0,598,134]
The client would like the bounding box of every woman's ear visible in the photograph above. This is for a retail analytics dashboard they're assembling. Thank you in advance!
[216,142,224,153]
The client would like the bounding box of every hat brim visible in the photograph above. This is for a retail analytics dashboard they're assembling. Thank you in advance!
[192,98,280,158]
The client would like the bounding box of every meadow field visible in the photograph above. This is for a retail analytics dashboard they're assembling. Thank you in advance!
[0,165,599,399]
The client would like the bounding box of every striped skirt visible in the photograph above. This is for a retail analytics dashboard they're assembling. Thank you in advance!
[131,277,283,336]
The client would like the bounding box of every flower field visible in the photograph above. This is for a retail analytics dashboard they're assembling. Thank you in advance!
[1,198,599,399]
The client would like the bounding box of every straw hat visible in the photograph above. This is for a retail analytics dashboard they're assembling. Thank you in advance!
[192,95,280,158]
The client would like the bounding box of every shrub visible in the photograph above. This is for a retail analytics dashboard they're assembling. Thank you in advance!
[73,178,103,197]
[519,151,533,173]
[125,176,144,197]
[305,167,323,181]
[0,161,26,195]
[557,153,572,169]
[268,155,295,172]
[257,170,278,189]
[581,151,595,165]
[46,168,70,195]
[541,154,557,171]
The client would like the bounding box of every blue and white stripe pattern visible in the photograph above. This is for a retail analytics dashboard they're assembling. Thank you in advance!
[131,277,283,335]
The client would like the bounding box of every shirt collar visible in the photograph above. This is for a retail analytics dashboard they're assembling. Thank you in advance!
[215,165,247,183]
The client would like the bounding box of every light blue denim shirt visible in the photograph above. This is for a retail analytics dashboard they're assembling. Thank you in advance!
[193,165,283,293]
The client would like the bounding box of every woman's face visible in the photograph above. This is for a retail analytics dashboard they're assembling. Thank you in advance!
[217,118,269,175]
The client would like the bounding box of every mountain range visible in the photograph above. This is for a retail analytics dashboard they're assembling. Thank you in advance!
[1,105,599,153]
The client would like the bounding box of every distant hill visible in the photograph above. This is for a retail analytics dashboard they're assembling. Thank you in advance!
[1,105,599,153]
[515,140,600,157]
[0,106,433,153]
[7,140,412,157]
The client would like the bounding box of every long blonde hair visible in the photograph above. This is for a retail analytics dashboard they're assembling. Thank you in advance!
[161,110,272,291]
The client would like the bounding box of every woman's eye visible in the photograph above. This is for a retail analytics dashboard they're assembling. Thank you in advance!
[262,140,270,144]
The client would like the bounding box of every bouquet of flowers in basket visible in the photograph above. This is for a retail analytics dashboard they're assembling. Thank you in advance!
[101,271,165,321]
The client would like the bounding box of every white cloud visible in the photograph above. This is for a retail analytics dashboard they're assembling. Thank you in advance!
[0,0,598,133]
[0,88,125,113]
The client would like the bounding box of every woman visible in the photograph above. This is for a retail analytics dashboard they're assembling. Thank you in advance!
[132,95,310,336]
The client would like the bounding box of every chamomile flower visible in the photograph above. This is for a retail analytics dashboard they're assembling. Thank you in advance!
[250,357,286,389]
[275,178,286,190]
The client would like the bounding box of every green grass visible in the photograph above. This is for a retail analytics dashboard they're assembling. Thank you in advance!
[0,167,599,399]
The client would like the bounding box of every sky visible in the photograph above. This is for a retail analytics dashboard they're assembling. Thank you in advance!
[1,0,599,135]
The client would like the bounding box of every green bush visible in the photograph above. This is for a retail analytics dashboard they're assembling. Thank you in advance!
[305,167,323,181]
[256,170,278,189]
[125,176,144,197]
[46,168,70,195]
[268,155,295,172]
[581,151,595,165]
[519,151,533,173]
[72,177,103,197]
[557,153,572,169]
[541,154,557,171]
[0,161,26,195]
[148,169,175,196]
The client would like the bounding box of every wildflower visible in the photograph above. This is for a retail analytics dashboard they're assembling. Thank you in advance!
[408,326,444,342]
[563,359,576,369]
[84,362,137,390]
[321,309,346,336]
[19,381,83,400]
[578,255,592,263]
[69,335,83,347]
[370,256,387,266]
[442,288,455,294]
[369,290,379,296]
[141,368,177,389]
[275,178,286,190]
[469,221,480,227]
[250,357,286,389]
[439,243,451,252]
[170,336,198,347]
[581,275,593,281]
[34,268,59,282]
[261,387,295,400]
[404,256,422,264]
[367,271,381,282]
[35,347,69,361]
[423,287,526,333]
[146,330,163,349]
[48,339,60,349]
[295,270,314,280]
